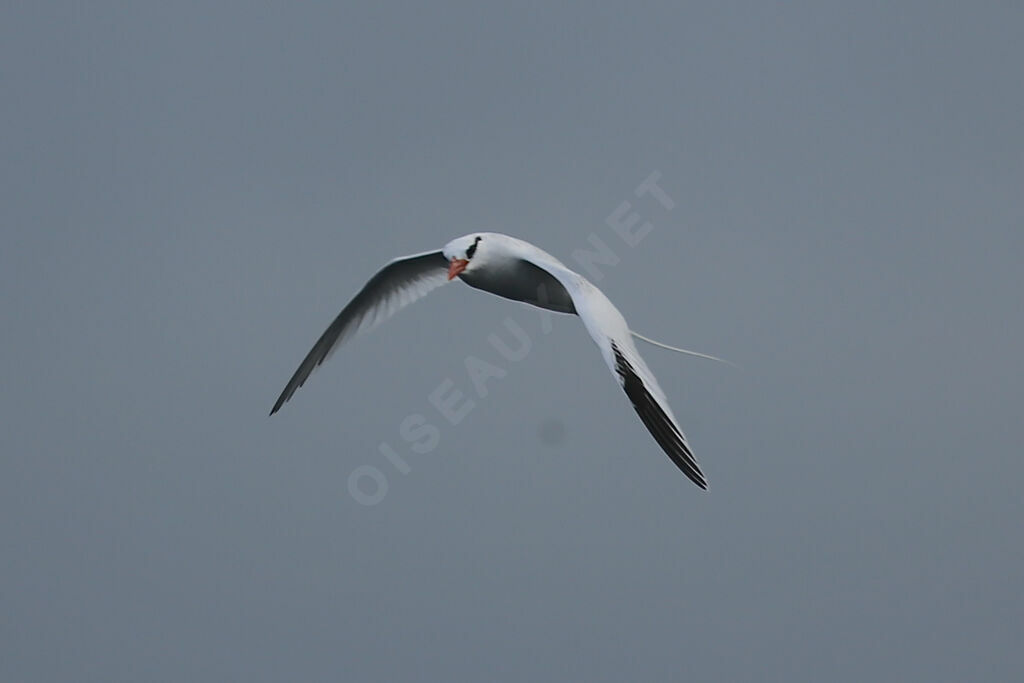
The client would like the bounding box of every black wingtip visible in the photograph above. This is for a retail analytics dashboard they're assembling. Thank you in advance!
[611,342,709,490]
[269,392,288,416]
[270,376,303,416]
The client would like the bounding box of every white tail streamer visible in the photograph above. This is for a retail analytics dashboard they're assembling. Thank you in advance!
[630,331,739,368]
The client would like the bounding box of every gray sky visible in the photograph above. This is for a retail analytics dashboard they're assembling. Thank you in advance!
[2,2,1022,681]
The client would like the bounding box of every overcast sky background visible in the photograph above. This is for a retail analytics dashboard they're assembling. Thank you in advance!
[2,2,1022,681]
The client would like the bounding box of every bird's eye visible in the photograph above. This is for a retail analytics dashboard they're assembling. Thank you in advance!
[466,236,481,259]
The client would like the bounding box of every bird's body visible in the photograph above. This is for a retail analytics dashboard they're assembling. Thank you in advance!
[271,233,712,489]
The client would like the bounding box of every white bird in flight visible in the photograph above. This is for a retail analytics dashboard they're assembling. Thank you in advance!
[271,233,728,489]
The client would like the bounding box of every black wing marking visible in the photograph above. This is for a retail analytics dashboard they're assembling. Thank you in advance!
[612,342,708,489]
[270,250,450,415]
[460,258,577,314]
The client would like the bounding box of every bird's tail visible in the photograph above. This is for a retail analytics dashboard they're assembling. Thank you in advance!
[629,330,739,368]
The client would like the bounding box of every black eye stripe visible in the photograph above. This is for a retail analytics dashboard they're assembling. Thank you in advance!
[466,236,481,259]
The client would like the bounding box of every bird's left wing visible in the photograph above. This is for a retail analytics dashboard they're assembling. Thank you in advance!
[270,250,450,415]
[518,247,708,489]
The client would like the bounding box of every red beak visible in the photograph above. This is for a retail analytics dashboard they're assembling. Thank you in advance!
[447,258,469,280]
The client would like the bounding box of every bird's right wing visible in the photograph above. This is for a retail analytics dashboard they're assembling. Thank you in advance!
[270,250,450,415]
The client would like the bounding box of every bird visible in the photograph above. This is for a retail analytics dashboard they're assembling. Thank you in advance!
[270,232,729,489]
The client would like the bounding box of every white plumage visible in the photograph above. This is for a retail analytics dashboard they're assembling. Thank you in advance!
[271,232,713,489]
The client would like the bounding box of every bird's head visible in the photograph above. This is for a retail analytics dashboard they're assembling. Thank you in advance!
[442,234,485,280]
